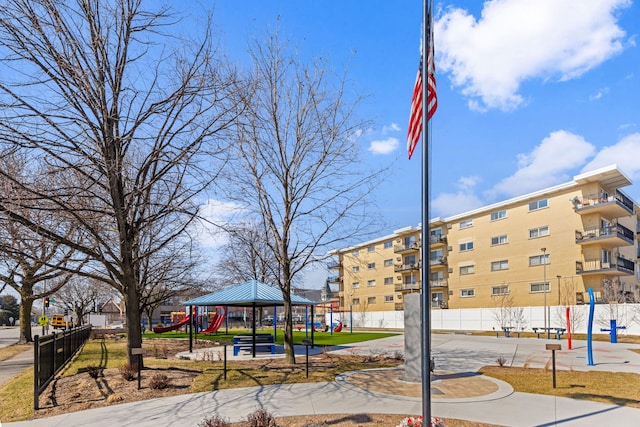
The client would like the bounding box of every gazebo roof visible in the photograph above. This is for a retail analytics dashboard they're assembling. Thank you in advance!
[182,279,319,307]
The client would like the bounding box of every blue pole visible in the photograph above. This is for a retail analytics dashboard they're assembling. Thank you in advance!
[350,305,353,333]
[273,305,277,338]
[330,306,333,336]
[587,288,595,366]
[305,306,309,338]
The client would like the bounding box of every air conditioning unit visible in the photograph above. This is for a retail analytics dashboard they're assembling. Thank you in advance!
[446,224,452,229]
[396,257,402,261]
[448,290,453,295]
[447,268,453,273]
[447,246,453,251]
[396,276,402,280]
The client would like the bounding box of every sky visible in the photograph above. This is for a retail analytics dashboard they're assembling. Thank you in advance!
[191,0,640,237]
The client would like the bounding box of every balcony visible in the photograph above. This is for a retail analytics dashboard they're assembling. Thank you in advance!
[575,224,634,247]
[576,256,635,276]
[429,235,447,247]
[394,241,421,253]
[430,279,448,289]
[394,262,421,272]
[327,261,342,269]
[430,256,447,268]
[394,282,421,292]
[327,276,343,284]
[572,190,634,217]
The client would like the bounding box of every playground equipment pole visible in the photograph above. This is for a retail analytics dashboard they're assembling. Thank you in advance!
[566,306,572,350]
[587,288,595,366]
[330,306,333,336]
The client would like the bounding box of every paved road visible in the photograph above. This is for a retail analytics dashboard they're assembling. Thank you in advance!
[3,333,640,426]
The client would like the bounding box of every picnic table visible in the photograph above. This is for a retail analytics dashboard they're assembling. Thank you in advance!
[233,334,276,356]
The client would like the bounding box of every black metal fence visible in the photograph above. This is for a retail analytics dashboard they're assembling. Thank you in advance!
[33,325,92,410]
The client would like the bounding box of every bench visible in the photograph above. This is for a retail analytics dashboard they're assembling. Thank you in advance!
[233,334,276,356]
[533,327,566,340]
[495,327,520,338]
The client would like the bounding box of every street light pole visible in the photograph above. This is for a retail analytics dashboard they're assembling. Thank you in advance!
[541,248,548,339]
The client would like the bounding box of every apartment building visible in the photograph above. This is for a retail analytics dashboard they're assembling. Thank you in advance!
[329,165,640,313]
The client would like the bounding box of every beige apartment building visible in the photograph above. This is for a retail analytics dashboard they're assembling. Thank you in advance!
[329,165,640,313]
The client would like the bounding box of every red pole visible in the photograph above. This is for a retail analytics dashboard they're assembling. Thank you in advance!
[566,306,572,350]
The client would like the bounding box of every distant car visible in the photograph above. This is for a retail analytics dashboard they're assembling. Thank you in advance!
[51,314,67,330]
[262,317,274,326]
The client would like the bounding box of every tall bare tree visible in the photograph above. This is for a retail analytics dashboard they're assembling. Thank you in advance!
[224,32,384,363]
[53,277,115,327]
[0,1,238,364]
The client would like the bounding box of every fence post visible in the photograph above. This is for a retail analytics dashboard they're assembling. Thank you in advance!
[34,334,40,410]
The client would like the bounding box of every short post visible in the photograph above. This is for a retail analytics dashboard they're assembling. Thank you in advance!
[220,340,231,380]
[546,343,561,388]
[302,339,312,378]
[132,348,145,390]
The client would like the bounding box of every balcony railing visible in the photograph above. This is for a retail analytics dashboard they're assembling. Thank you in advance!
[429,256,447,266]
[429,235,447,245]
[327,276,342,283]
[576,256,635,275]
[327,261,342,269]
[572,189,634,216]
[394,262,421,272]
[394,282,421,292]
[575,224,634,245]
[394,242,421,253]
[430,279,448,288]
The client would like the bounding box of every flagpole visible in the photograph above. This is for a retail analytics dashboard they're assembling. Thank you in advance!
[420,0,432,423]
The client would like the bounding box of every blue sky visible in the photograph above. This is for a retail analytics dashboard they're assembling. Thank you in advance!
[194,0,640,238]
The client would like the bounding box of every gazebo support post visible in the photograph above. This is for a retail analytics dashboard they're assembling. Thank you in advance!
[310,305,315,348]
[189,305,193,353]
[252,304,257,358]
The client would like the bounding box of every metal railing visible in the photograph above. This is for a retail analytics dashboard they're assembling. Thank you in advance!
[34,325,92,410]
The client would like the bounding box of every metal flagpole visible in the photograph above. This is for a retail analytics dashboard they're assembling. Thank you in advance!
[420,0,432,422]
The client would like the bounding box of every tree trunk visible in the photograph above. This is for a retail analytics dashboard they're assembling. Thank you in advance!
[18,296,34,343]
[282,289,295,364]
[124,282,143,367]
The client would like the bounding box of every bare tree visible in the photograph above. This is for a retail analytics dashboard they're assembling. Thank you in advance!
[223,31,385,362]
[53,277,115,326]
[0,1,238,364]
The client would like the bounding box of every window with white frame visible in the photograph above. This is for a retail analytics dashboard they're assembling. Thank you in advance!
[529,226,549,238]
[352,282,360,289]
[530,282,550,293]
[384,295,394,303]
[529,254,550,266]
[367,296,376,304]
[384,240,393,249]
[352,249,359,256]
[528,198,548,211]
[490,209,507,221]
[384,258,393,267]
[367,245,375,252]
[491,234,508,245]
[384,277,394,285]
[492,285,509,295]
[491,260,509,271]
[459,241,474,252]
[459,264,475,275]
[367,262,376,269]
[352,266,359,272]
[459,219,473,229]
[367,280,376,287]
[404,274,417,285]
[460,289,475,297]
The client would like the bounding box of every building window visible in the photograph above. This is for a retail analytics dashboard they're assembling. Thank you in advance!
[352,249,359,256]
[404,274,417,285]
[384,259,393,267]
[384,240,393,249]
[367,280,376,287]
[352,266,359,272]
[460,289,475,297]
[459,241,474,252]
[491,234,508,246]
[367,296,376,304]
[530,282,550,293]
[384,295,394,303]
[529,254,550,266]
[352,282,360,289]
[367,245,375,252]
[352,298,360,305]
[367,262,376,269]
[459,265,475,275]
[459,219,473,229]
[490,209,507,221]
[491,260,509,271]
[492,286,509,295]
[529,226,549,238]
[528,198,548,211]
[384,277,394,285]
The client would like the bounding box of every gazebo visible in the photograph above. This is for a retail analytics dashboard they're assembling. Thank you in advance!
[182,280,319,356]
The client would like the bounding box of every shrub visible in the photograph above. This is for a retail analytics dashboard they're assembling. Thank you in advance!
[496,356,507,367]
[119,363,137,381]
[149,373,170,390]
[86,365,104,379]
[246,408,278,427]
[199,415,231,427]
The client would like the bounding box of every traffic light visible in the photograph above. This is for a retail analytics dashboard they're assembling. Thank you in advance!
[64,309,69,316]
[44,297,50,308]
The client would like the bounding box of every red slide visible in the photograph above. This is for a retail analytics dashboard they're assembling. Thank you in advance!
[333,322,343,332]
[202,307,226,334]
[153,314,192,333]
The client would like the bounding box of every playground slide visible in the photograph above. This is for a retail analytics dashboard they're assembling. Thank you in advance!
[152,314,192,333]
[201,309,226,334]
[333,322,343,333]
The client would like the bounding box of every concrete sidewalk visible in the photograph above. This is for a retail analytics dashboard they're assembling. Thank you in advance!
[3,333,640,426]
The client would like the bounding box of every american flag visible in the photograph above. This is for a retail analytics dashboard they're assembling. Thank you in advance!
[407,13,437,160]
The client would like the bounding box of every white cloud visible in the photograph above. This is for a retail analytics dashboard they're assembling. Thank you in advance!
[382,123,400,134]
[582,133,640,179]
[368,137,399,155]
[193,199,246,248]
[436,0,630,111]
[490,130,596,197]
[432,176,484,217]
[589,87,610,101]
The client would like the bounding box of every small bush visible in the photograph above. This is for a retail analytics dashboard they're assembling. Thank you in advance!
[199,415,231,427]
[119,363,137,381]
[149,373,170,390]
[246,408,278,427]
[496,356,507,367]
[86,365,104,379]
